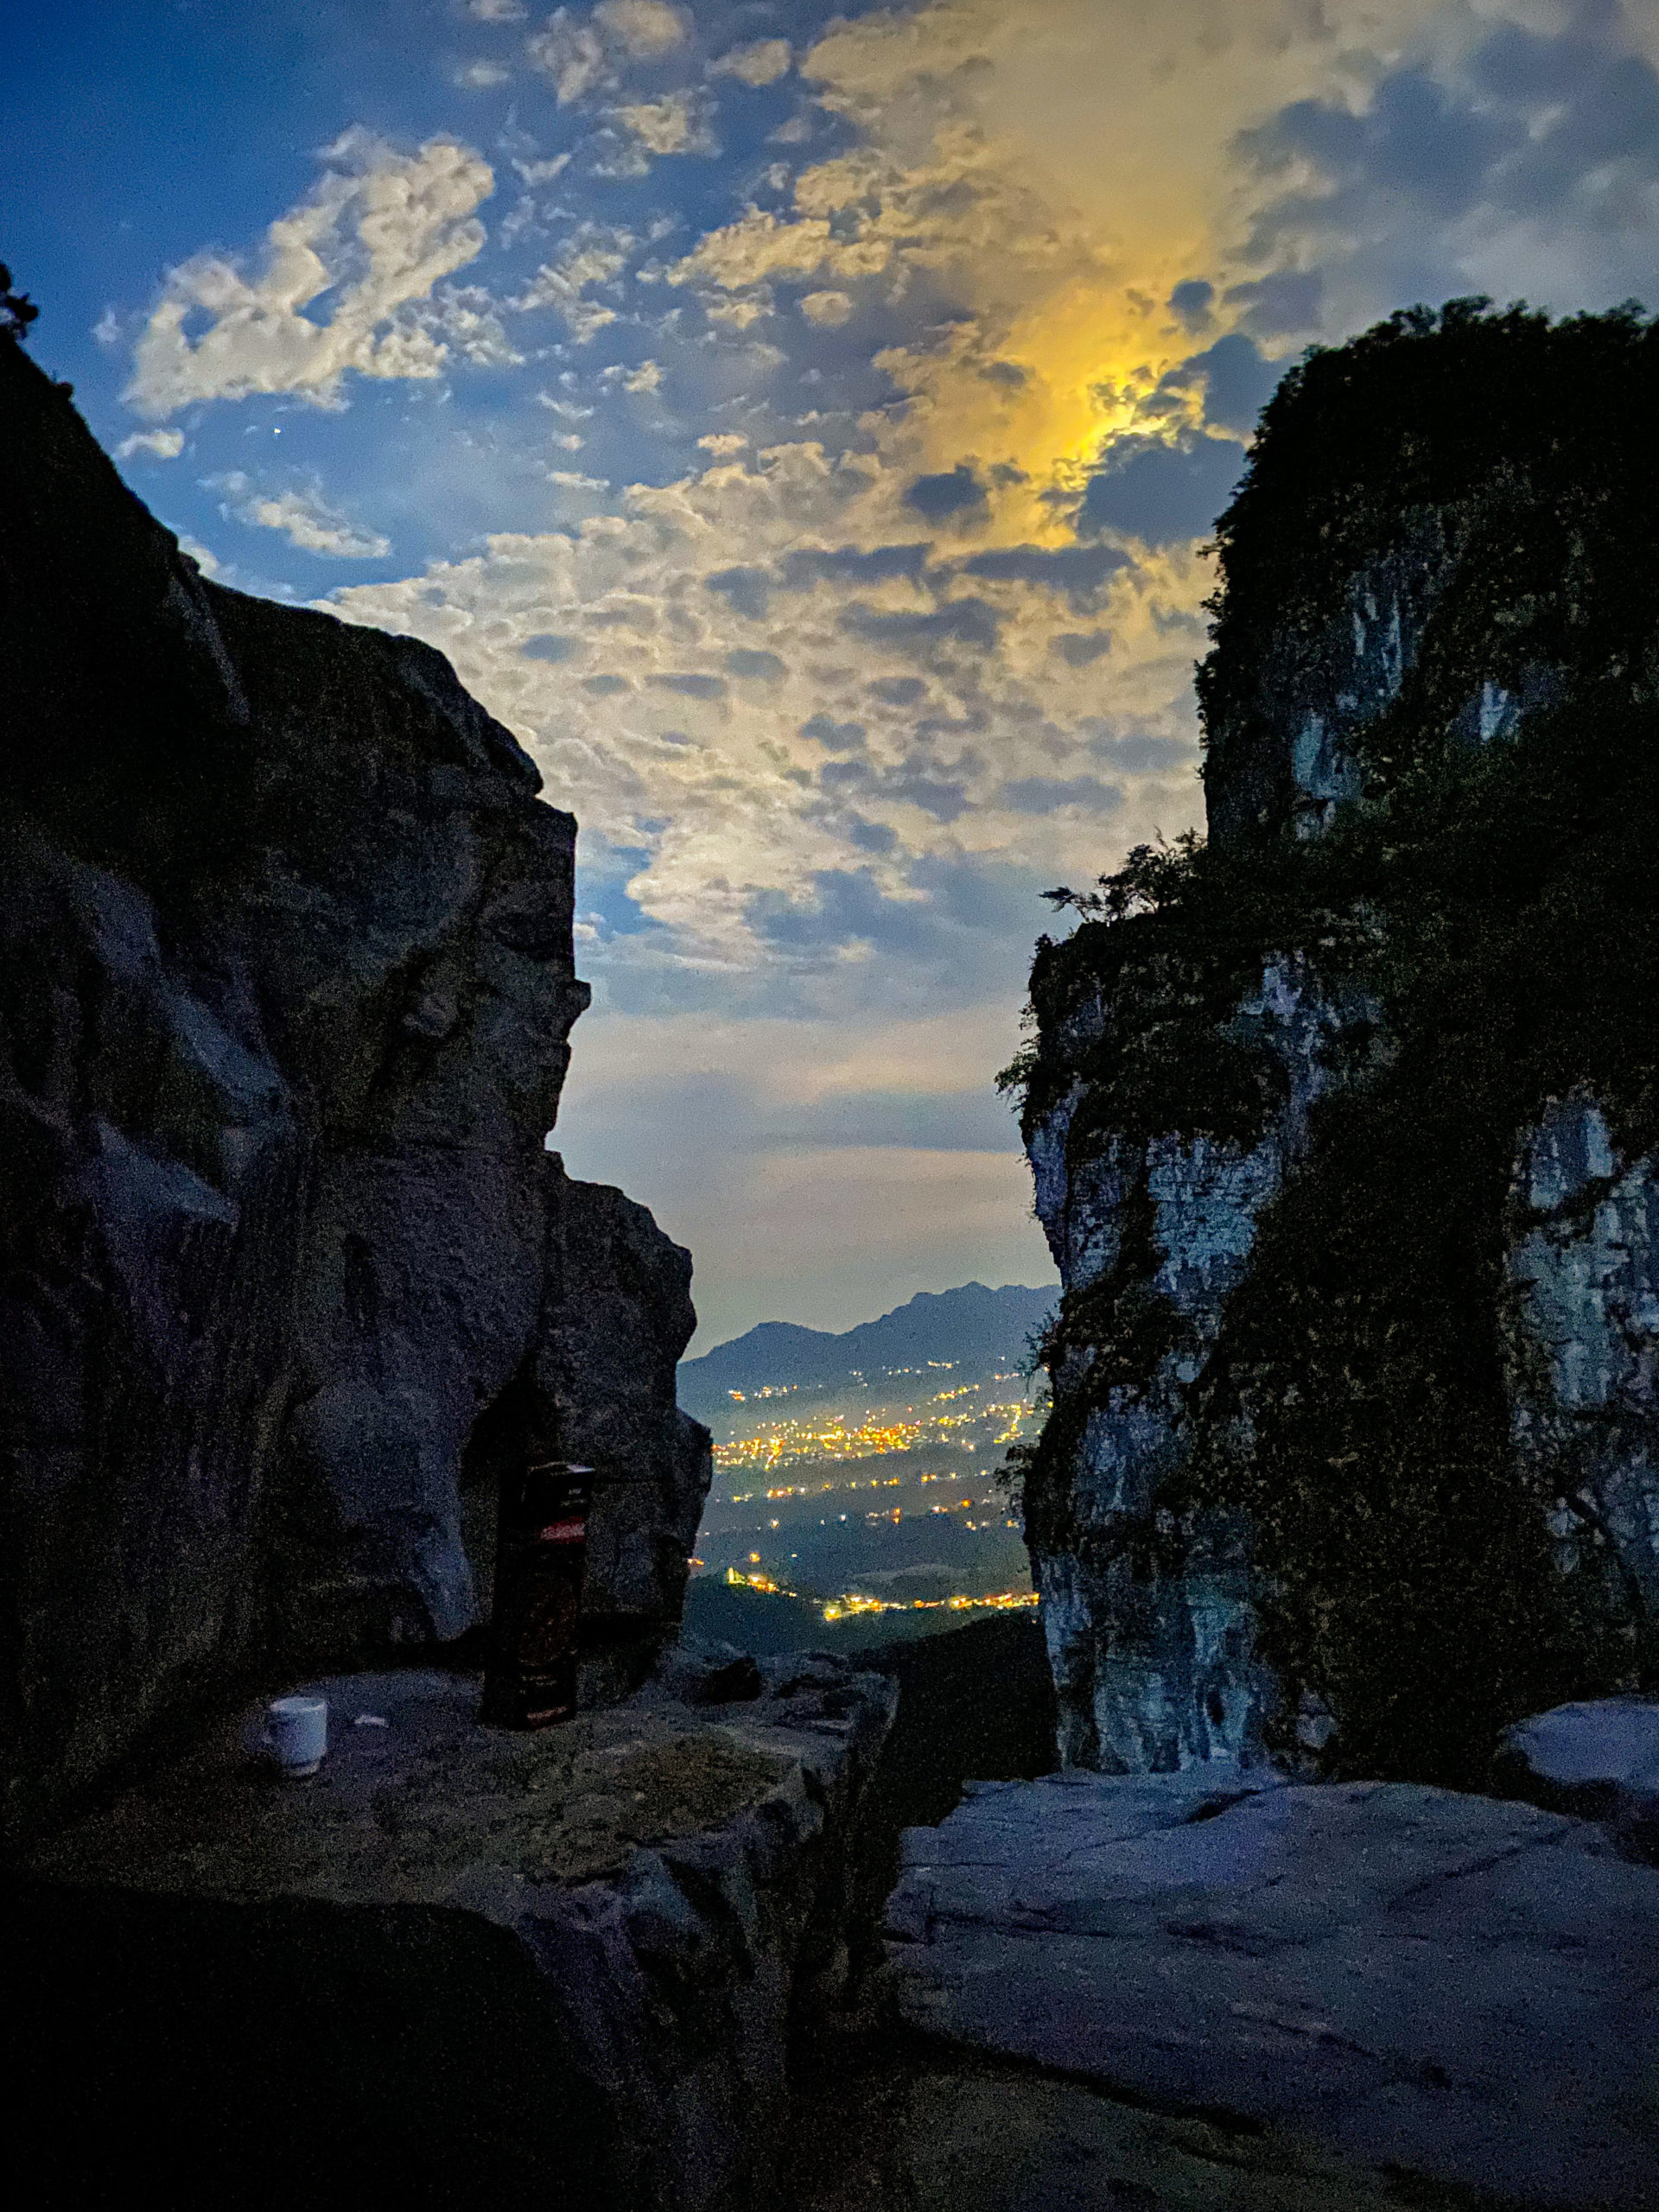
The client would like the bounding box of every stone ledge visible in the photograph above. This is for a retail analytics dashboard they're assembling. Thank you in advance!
[16,1660,897,2211]
[884,1766,1659,2210]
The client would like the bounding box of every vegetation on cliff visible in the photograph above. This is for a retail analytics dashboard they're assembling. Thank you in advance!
[1003,301,1659,1784]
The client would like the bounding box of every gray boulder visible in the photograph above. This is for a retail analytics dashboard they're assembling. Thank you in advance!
[886,1768,1659,2209]
[1497,1695,1659,1863]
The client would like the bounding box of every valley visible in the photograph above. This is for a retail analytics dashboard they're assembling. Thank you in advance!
[678,1285,1052,1649]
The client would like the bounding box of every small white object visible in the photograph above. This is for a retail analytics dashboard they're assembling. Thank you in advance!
[354,1713,389,1728]
[266,1695,327,1777]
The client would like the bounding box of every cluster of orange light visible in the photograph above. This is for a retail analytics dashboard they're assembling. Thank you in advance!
[721,1567,1039,1621]
[992,1401,1031,1446]
[822,1591,1040,1622]
[714,1417,923,1471]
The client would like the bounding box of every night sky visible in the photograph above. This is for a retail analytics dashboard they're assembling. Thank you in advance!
[10,0,1659,1344]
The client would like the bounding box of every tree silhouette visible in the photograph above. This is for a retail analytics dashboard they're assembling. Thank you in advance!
[1,264,41,341]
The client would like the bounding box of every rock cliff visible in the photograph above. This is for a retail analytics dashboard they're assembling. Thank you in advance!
[1007,302,1659,1783]
[0,338,709,1844]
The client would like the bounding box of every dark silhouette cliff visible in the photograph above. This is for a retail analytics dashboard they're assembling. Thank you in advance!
[1006,302,1659,1783]
[0,339,710,1844]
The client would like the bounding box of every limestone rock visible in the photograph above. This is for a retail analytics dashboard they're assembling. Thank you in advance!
[0,334,709,1843]
[655,1636,766,1705]
[1012,308,1659,1780]
[886,1769,1659,2209]
[17,1662,898,2209]
[1497,1695,1659,1864]
[1508,1101,1659,1637]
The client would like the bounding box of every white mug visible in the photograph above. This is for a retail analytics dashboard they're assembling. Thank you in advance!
[266,1695,327,1777]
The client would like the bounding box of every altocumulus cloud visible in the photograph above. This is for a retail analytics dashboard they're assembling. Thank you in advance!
[209,472,391,559]
[125,131,496,417]
[1237,3,1659,321]
[97,0,1659,1332]
[327,435,1205,1017]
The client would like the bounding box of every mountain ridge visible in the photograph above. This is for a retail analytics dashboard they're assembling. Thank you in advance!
[678,1281,1056,1422]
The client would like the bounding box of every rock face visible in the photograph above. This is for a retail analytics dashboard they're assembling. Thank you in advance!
[0,339,709,1845]
[1011,303,1659,1781]
[885,1768,1659,2209]
[16,1659,898,2210]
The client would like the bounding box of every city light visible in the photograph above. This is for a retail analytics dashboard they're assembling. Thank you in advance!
[722,1565,1040,1623]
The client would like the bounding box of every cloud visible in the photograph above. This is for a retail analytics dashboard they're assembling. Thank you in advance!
[1167,276,1214,331]
[726,648,785,681]
[1223,268,1323,337]
[527,0,686,105]
[709,38,791,88]
[1156,331,1282,437]
[652,671,728,699]
[124,132,493,417]
[801,714,867,751]
[550,1007,1052,1345]
[467,0,525,17]
[327,438,1204,1001]
[764,1085,1018,1152]
[706,563,772,617]
[1050,631,1111,667]
[157,0,1659,1342]
[612,88,720,158]
[455,59,512,88]
[1236,7,1659,310]
[526,10,610,102]
[842,596,1001,653]
[427,283,524,365]
[668,203,893,291]
[747,865,945,959]
[512,232,631,340]
[593,0,686,59]
[957,542,1129,603]
[116,428,184,460]
[209,472,391,557]
[1087,728,1190,772]
[177,535,222,577]
[782,543,930,590]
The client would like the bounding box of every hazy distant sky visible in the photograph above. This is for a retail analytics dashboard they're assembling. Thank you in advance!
[10,0,1659,1344]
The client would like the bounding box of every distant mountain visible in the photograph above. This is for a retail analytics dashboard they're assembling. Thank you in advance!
[678,1281,1057,1424]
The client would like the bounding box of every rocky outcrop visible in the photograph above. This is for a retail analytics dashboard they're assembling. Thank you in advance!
[1496,1694,1659,1864]
[0,339,709,1845]
[16,1657,897,2210]
[1011,303,1659,1781]
[884,1766,1659,2209]
[1508,1102,1659,1631]
[1025,956,1363,1771]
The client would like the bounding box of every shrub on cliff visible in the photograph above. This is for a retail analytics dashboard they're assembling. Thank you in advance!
[0,263,40,342]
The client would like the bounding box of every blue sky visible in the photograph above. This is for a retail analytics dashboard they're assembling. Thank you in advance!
[10,0,1659,1344]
